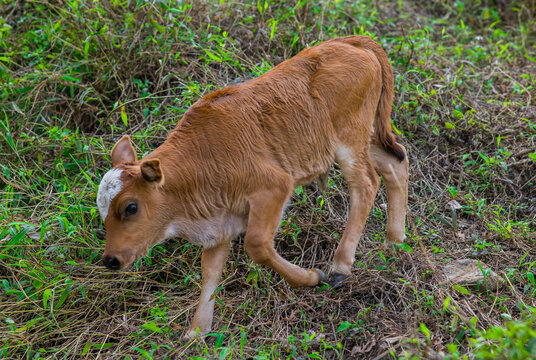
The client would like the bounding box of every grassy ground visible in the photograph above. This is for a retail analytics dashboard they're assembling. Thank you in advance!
[1,0,535,359]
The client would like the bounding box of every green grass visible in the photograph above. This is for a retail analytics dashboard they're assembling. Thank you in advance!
[1,0,535,359]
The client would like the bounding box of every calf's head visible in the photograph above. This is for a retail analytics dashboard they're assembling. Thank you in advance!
[97,135,166,270]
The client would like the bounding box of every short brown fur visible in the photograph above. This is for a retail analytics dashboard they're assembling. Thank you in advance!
[99,36,409,338]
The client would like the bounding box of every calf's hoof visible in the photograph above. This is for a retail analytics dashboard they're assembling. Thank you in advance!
[183,329,197,340]
[328,272,347,288]
[314,268,327,285]
[183,327,209,340]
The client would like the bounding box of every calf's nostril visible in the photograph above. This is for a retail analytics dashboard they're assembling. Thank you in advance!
[103,255,121,270]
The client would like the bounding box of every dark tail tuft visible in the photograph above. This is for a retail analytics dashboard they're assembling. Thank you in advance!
[382,133,406,162]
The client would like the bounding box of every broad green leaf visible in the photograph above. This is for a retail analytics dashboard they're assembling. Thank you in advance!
[142,321,163,333]
[246,269,258,284]
[397,243,413,252]
[84,36,91,59]
[62,75,79,83]
[219,347,230,360]
[55,285,72,309]
[420,323,431,340]
[92,343,114,350]
[6,228,29,246]
[120,104,128,127]
[453,109,463,119]
[15,317,43,332]
[443,296,451,311]
[337,321,352,332]
[527,272,535,286]
[82,342,91,356]
[454,284,470,295]
[204,49,222,63]
[43,288,52,309]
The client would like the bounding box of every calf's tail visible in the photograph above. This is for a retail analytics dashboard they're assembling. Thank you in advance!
[341,36,406,161]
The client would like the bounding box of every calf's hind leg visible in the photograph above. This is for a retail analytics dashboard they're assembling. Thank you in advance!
[330,145,380,287]
[369,142,409,245]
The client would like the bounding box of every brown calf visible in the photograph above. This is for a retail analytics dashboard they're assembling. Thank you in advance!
[97,36,409,338]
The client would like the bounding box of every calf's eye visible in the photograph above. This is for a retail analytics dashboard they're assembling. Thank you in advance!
[125,203,137,217]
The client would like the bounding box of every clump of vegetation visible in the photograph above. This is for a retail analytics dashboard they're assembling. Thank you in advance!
[1,0,535,359]
[471,305,536,359]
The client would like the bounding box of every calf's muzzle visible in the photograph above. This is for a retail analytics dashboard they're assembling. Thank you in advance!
[103,255,121,270]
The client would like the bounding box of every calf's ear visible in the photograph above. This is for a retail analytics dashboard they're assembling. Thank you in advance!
[111,135,137,166]
[140,159,163,184]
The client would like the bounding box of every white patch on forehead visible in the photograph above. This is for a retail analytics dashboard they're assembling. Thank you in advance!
[97,168,123,221]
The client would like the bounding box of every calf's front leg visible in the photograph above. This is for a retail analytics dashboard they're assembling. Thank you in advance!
[184,241,230,339]
[244,188,325,288]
